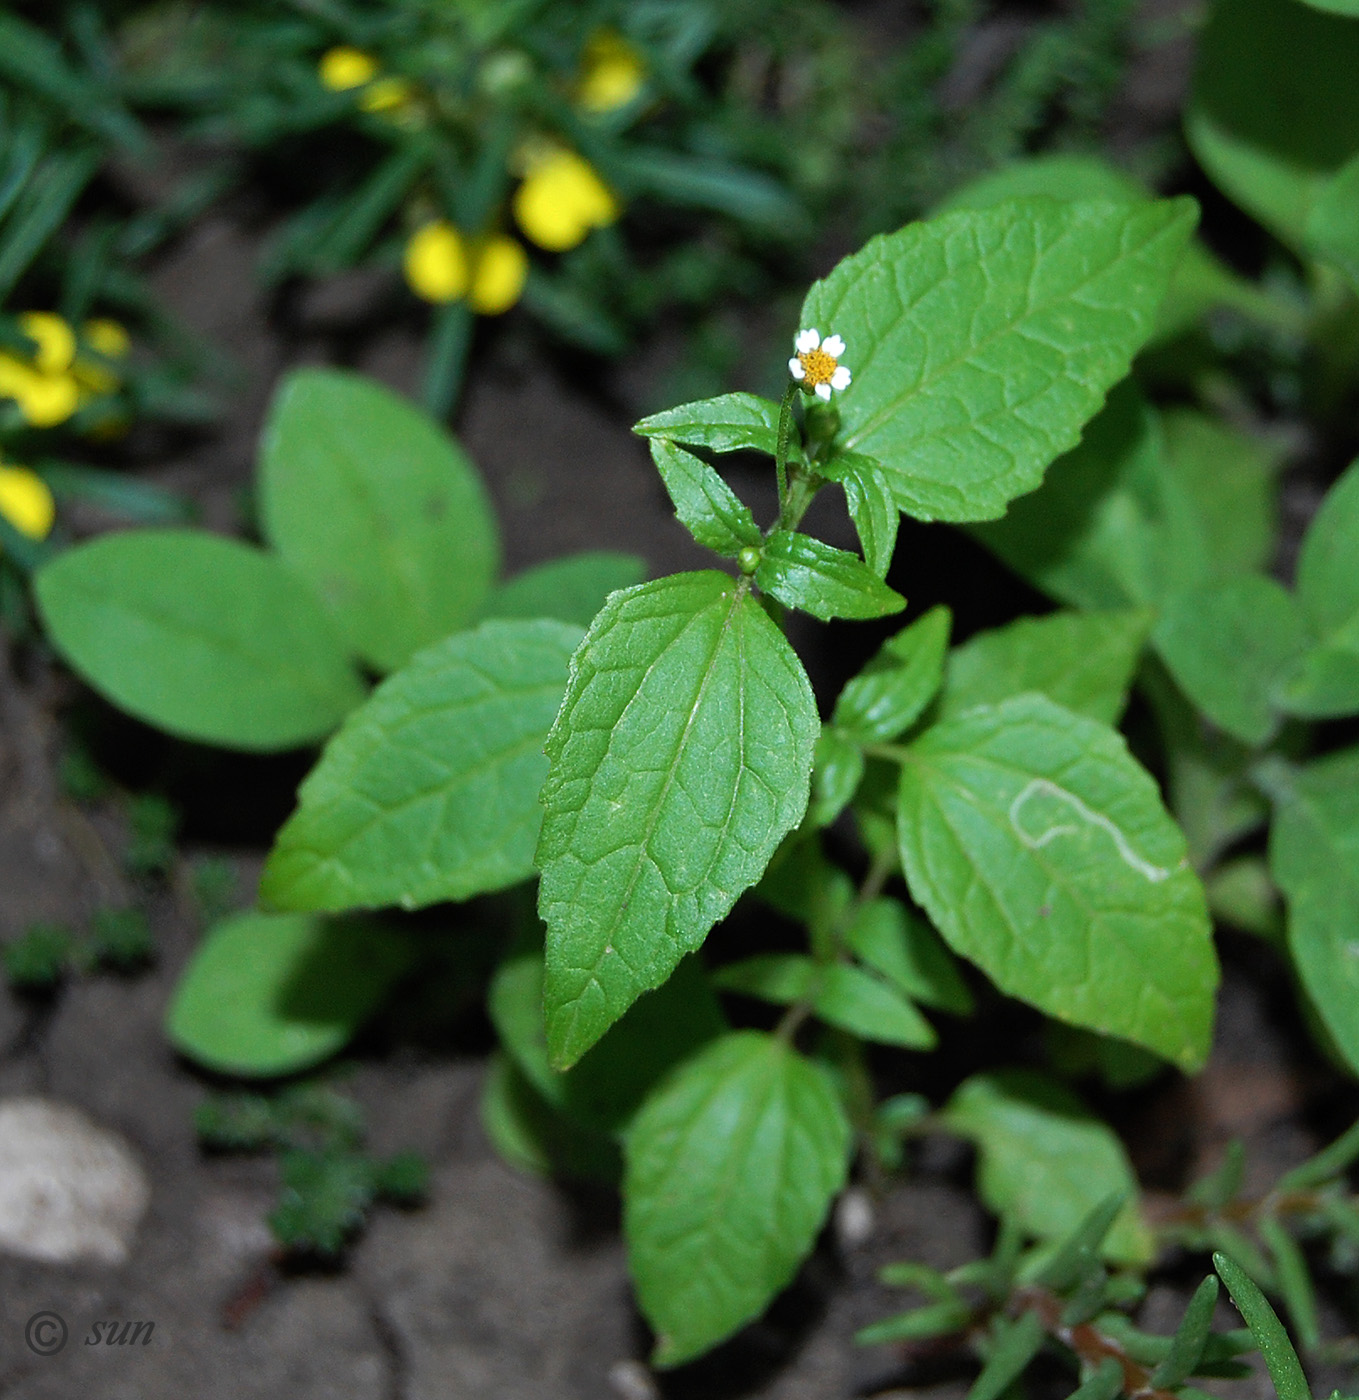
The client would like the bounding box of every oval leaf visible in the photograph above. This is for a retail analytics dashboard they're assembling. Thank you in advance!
[756,529,905,621]
[649,439,762,557]
[262,620,580,913]
[260,368,501,673]
[35,529,365,751]
[832,605,952,741]
[801,198,1197,522]
[897,694,1216,1068]
[633,392,785,457]
[166,910,412,1076]
[537,572,819,1068]
[624,1031,850,1366]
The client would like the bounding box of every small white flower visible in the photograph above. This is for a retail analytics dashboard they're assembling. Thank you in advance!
[790,327,851,400]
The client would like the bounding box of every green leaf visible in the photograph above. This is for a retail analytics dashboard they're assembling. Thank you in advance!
[972,383,1210,610]
[648,439,762,557]
[1153,577,1310,745]
[941,609,1151,726]
[259,368,501,673]
[832,605,951,741]
[1280,459,1359,718]
[897,694,1216,1068]
[818,452,899,577]
[1213,1252,1311,1400]
[1187,0,1359,249]
[480,1053,621,1184]
[34,529,365,751]
[478,551,645,628]
[624,1031,851,1366]
[713,955,937,1048]
[968,1311,1046,1400]
[1269,747,1359,1074]
[844,898,974,1014]
[1308,155,1359,292]
[165,910,412,1076]
[1033,1194,1128,1290]
[490,951,725,1135]
[755,530,905,621]
[1260,1215,1320,1350]
[260,620,579,913]
[800,198,1197,522]
[1151,1277,1221,1388]
[1298,0,1359,13]
[1161,408,1278,580]
[633,392,785,457]
[943,1071,1154,1263]
[538,573,819,1068]
[810,729,865,827]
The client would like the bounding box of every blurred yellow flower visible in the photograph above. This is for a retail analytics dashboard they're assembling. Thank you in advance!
[405,223,527,315]
[319,46,379,91]
[513,148,619,252]
[358,77,414,114]
[577,30,646,113]
[0,313,80,428]
[75,318,131,396]
[0,463,56,541]
[405,222,470,303]
[468,236,528,315]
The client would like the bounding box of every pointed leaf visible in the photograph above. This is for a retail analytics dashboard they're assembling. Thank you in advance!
[1308,155,1359,293]
[537,573,818,1067]
[1214,1253,1311,1400]
[261,620,579,913]
[756,530,905,621]
[1151,1276,1220,1388]
[624,1031,851,1366]
[34,529,365,751]
[897,694,1216,1068]
[833,605,951,741]
[810,729,866,827]
[845,897,974,1014]
[633,392,785,457]
[942,609,1151,725]
[479,551,645,627]
[649,439,762,556]
[800,198,1197,522]
[819,452,899,576]
[260,368,500,673]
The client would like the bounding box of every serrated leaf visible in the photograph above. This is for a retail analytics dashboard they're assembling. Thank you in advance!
[755,530,905,621]
[478,551,645,627]
[1308,155,1359,292]
[633,392,785,457]
[1187,0,1359,250]
[833,606,952,741]
[800,199,1196,523]
[1280,459,1359,718]
[537,573,818,1068]
[649,439,762,557]
[259,368,500,673]
[819,452,899,576]
[1269,747,1359,1075]
[165,910,412,1076]
[973,383,1211,610]
[811,728,865,827]
[845,898,974,1014]
[624,1031,851,1366]
[897,694,1216,1068]
[34,529,365,751]
[1154,577,1311,745]
[261,620,579,913]
[489,952,725,1134]
[943,1071,1154,1263]
[942,609,1151,725]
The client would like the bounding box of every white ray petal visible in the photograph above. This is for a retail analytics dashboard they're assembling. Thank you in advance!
[794,328,820,353]
[814,382,832,401]
[821,334,845,358]
[788,358,805,379]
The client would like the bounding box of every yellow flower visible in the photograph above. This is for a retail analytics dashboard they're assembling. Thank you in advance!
[318,46,379,91]
[0,463,56,541]
[513,148,619,252]
[404,223,528,315]
[577,30,646,114]
[75,318,131,397]
[468,236,528,315]
[405,222,470,303]
[0,313,80,428]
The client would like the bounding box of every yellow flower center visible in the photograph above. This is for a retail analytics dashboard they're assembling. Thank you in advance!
[798,348,837,388]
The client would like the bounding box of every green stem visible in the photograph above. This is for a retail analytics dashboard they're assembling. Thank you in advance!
[773,380,798,514]
[421,300,473,419]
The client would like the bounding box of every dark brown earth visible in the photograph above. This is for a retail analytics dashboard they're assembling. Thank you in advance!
[2,12,1357,1397]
